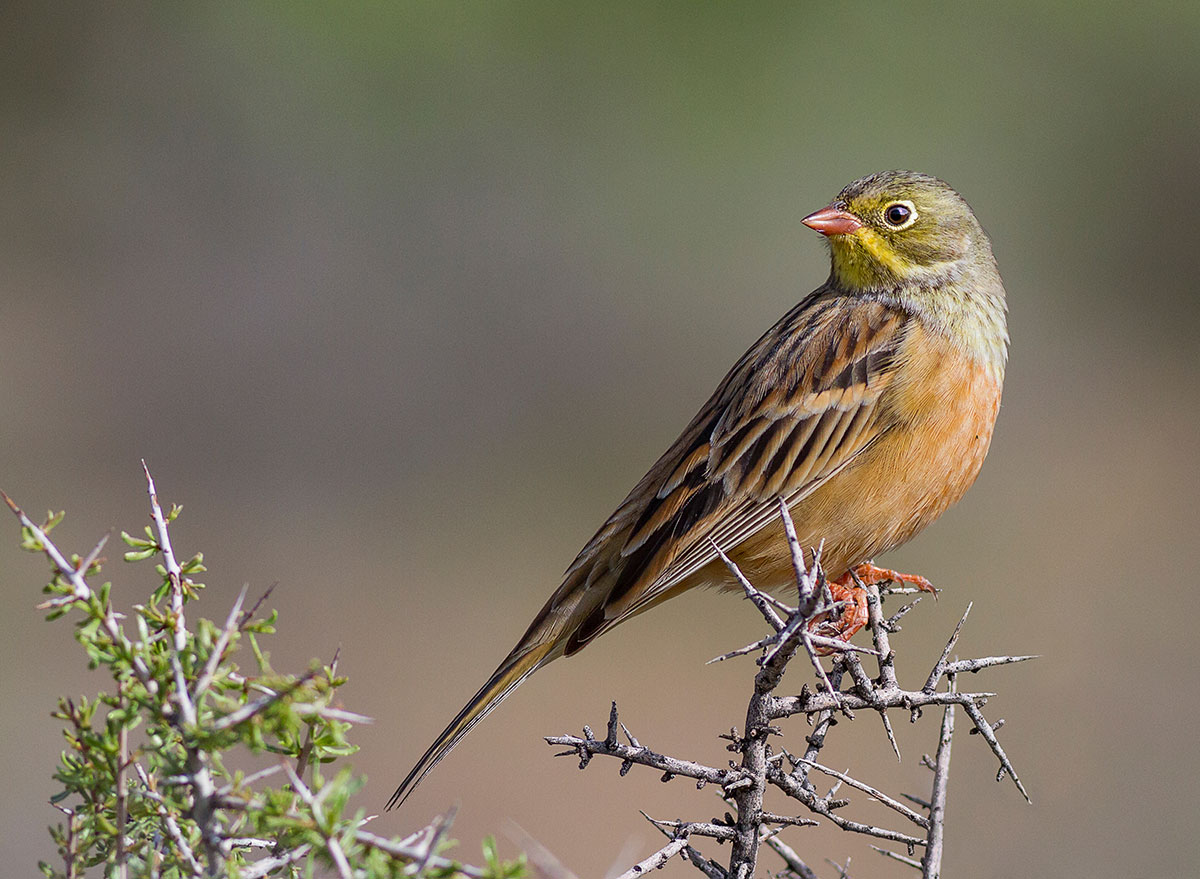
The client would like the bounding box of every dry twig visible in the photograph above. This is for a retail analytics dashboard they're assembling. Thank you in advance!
[546,506,1032,877]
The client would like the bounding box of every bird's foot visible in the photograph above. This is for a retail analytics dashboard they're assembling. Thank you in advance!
[849,562,938,598]
[807,563,937,653]
[808,576,870,653]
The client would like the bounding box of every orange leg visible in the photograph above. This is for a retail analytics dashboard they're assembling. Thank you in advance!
[807,563,937,652]
[808,575,870,650]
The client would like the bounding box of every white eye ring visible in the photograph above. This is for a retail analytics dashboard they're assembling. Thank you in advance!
[882,200,918,229]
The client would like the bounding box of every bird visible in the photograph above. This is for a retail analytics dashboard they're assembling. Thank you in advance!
[388,170,1008,810]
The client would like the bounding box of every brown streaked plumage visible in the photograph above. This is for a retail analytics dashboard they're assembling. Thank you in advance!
[388,170,1008,809]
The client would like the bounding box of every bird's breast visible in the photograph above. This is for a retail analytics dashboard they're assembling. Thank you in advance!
[720,321,1002,592]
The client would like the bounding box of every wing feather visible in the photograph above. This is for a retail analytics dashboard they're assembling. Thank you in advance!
[561,291,912,652]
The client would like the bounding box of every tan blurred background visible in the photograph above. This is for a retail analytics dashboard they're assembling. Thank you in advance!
[2,3,1198,876]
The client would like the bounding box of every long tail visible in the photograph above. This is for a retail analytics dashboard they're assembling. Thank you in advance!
[385,640,556,810]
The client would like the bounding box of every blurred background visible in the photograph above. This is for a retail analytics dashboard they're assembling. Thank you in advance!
[2,3,1197,876]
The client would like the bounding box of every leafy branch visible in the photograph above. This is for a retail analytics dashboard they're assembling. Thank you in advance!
[8,467,525,879]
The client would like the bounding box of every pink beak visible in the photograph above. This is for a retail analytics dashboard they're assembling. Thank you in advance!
[802,205,863,236]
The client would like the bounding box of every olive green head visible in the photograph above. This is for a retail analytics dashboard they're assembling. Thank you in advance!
[804,170,998,295]
[804,170,1008,374]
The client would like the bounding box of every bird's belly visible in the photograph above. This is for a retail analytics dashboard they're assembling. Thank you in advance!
[714,332,1002,594]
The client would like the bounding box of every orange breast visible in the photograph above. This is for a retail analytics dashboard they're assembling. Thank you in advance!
[722,322,1002,592]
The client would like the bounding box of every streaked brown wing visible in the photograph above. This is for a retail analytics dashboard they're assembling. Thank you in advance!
[562,291,911,653]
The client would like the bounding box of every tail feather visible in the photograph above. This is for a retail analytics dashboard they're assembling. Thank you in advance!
[385,641,556,810]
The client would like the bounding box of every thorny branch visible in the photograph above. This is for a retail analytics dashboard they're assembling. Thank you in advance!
[547,505,1034,878]
[10,471,507,879]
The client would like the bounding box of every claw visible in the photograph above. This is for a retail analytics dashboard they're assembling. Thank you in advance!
[808,563,936,653]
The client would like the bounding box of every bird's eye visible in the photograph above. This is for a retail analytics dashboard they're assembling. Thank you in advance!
[883,201,917,229]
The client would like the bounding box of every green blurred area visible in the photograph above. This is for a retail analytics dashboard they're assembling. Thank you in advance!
[2,3,1197,876]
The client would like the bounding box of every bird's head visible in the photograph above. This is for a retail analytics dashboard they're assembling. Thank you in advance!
[803,170,995,296]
